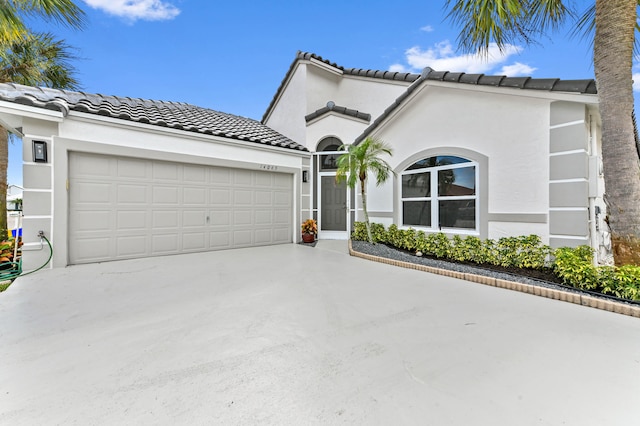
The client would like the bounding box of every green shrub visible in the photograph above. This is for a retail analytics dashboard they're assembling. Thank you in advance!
[494,235,551,269]
[351,221,388,243]
[370,222,387,243]
[351,221,368,241]
[459,236,486,264]
[553,246,600,291]
[431,233,452,258]
[354,223,640,301]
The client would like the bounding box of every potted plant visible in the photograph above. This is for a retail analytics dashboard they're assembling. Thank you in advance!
[301,219,317,243]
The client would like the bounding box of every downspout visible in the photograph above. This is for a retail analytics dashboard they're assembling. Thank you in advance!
[588,114,599,265]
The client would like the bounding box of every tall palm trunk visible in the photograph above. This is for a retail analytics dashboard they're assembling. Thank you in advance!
[0,128,8,237]
[359,173,373,243]
[594,0,640,265]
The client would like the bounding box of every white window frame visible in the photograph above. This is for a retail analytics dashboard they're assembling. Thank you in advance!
[400,158,479,235]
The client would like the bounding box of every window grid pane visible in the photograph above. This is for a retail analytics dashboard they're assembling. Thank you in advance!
[402,172,430,198]
[403,201,431,227]
[401,158,477,231]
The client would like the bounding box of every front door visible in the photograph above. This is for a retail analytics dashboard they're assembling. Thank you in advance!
[319,175,348,239]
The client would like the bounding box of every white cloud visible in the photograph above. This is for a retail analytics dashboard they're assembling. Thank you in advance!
[404,40,524,74]
[500,62,537,76]
[82,0,180,22]
[634,73,640,91]
[389,64,408,73]
[420,25,434,32]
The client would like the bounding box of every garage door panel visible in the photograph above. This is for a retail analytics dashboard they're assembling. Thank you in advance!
[69,152,293,264]
[274,174,290,188]
[211,168,231,184]
[73,182,111,204]
[254,171,273,187]
[117,236,147,257]
[255,191,272,205]
[234,211,252,225]
[117,184,147,204]
[117,211,147,230]
[234,170,252,185]
[210,231,230,249]
[117,158,148,178]
[255,210,272,224]
[153,162,179,180]
[183,233,206,250]
[183,210,206,227]
[274,191,290,206]
[74,210,111,231]
[153,210,179,228]
[71,237,111,262]
[273,227,290,242]
[274,209,290,224]
[72,153,111,177]
[152,234,179,253]
[234,190,252,205]
[254,229,272,244]
[153,186,179,204]
[184,187,207,205]
[210,189,231,205]
[233,230,252,246]
[184,165,207,182]
[210,210,231,226]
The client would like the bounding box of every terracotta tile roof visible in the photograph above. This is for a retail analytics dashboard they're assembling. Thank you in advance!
[355,67,598,144]
[305,102,371,123]
[0,83,308,152]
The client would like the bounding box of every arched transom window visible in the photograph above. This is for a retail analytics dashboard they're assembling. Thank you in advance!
[401,155,478,231]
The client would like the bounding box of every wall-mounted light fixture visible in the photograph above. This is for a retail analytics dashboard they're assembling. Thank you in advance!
[33,140,48,163]
[302,170,308,183]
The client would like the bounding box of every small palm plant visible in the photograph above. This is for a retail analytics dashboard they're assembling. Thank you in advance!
[336,137,394,243]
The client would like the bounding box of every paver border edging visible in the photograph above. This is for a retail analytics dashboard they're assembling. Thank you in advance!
[348,240,640,319]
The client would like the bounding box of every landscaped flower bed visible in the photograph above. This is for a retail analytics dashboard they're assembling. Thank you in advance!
[0,237,22,290]
[351,222,640,302]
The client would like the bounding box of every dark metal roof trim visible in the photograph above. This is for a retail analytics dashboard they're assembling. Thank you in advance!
[305,103,371,123]
[0,83,307,152]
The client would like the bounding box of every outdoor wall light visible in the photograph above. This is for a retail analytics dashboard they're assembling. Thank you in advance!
[33,140,48,163]
[302,170,308,183]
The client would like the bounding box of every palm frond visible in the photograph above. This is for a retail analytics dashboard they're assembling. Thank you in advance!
[444,0,574,55]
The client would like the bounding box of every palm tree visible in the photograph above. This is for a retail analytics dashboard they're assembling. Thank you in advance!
[0,32,80,235]
[336,137,394,243]
[0,0,84,238]
[445,0,640,266]
[0,0,84,44]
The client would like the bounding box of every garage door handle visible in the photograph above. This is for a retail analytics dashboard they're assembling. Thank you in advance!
[206,216,210,223]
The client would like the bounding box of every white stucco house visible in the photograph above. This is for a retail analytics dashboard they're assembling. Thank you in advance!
[0,51,608,270]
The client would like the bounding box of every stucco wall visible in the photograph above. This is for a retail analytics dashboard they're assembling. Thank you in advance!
[306,114,369,149]
[264,64,308,145]
[305,68,410,127]
[370,84,553,240]
[265,59,414,153]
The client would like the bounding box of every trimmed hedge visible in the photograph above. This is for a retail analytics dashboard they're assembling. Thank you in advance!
[351,222,640,301]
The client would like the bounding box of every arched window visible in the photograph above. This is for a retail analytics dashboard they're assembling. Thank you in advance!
[316,137,342,171]
[401,155,477,231]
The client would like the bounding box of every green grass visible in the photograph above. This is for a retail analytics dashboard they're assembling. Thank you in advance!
[0,281,11,292]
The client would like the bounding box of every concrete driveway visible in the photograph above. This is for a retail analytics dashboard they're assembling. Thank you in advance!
[1,241,639,425]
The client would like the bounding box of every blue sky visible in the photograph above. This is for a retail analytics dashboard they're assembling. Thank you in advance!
[9,0,627,185]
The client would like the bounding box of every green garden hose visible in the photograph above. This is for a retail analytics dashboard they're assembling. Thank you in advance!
[18,235,53,277]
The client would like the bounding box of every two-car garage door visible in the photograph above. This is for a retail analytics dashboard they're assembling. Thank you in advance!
[69,152,293,264]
